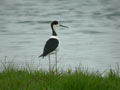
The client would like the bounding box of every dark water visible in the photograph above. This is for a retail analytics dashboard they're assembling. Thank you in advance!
[0,0,120,71]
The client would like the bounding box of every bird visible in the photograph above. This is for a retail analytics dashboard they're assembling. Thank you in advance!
[39,20,68,72]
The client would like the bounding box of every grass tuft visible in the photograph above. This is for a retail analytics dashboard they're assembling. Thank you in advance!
[0,59,120,90]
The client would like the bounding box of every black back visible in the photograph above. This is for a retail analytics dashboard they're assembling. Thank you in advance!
[39,38,59,58]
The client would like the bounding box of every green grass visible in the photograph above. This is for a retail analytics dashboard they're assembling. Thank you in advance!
[0,67,120,90]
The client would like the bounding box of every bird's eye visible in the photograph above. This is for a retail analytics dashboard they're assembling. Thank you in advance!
[55,23,58,25]
[54,21,58,25]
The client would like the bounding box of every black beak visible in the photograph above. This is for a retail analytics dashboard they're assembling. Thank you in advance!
[59,24,69,28]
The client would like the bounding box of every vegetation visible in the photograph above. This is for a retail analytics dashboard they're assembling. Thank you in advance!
[0,66,120,90]
[0,57,120,90]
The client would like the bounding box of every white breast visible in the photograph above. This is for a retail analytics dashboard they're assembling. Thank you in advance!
[49,36,59,40]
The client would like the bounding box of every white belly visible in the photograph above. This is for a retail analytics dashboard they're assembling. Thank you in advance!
[49,48,59,55]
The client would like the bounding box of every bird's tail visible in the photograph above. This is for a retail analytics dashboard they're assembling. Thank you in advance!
[38,54,44,58]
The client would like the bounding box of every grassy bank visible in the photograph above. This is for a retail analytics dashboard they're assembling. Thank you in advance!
[0,67,120,90]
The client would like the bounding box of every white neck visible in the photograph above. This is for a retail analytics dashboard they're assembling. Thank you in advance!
[53,25,57,32]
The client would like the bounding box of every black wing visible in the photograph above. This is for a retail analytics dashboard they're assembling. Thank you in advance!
[40,38,59,57]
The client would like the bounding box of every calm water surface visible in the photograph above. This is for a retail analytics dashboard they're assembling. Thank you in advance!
[0,0,120,72]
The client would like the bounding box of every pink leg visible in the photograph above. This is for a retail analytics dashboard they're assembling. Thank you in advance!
[55,52,57,73]
[48,55,51,72]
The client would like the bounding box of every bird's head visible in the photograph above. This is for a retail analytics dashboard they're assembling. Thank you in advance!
[51,20,69,29]
[51,20,68,36]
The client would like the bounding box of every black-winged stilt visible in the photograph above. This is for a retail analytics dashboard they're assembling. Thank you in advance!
[39,20,68,72]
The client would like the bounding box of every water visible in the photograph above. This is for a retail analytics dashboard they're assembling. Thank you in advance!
[0,0,120,72]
